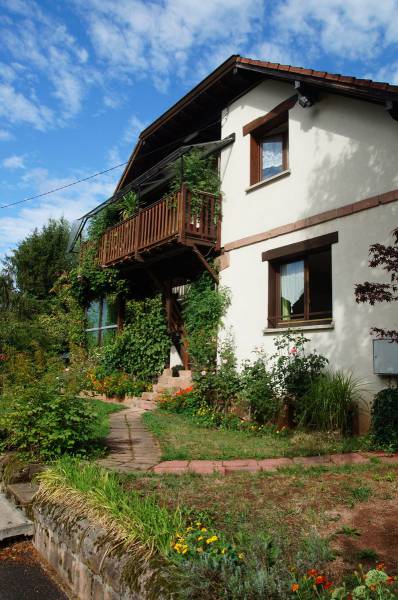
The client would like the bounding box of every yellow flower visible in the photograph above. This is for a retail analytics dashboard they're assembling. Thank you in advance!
[182,545,189,554]
[197,536,204,541]
[195,522,201,527]
[186,526,194,532]
[174,543,183,553]
[221,548,227,555]
[238,553,245,560]
[206,536,218,544]
[201,527,207,532]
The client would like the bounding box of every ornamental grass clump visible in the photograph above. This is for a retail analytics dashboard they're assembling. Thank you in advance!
[296,371,364,433]
[37,458,183,560]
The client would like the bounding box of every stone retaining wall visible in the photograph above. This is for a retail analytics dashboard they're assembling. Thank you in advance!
[33,503,169,600]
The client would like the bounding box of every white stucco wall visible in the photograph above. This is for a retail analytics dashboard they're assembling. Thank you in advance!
[220,80,398,245]
[218,80,398,428]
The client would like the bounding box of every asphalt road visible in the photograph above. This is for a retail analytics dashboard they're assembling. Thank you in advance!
[0,541,69,600]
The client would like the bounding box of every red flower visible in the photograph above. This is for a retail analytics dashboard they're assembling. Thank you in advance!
[323,581,333,590]
[307,569,319,577]
[376,562,386,571]
[0,353,7,361]
[387,576,395,585]
[315,575,326,585]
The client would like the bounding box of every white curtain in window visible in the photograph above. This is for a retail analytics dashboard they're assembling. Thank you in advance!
[280,260,304,318]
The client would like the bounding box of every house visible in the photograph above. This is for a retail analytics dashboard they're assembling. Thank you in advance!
[71,56,398,430]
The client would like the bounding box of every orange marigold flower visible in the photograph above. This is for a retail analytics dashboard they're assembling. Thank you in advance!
[307,569,318,577]
[315,575,326,585]
[291,583,299,593]
[376,562,386,571]
[387,576,395,585]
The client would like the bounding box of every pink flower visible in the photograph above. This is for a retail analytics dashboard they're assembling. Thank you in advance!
[289,347,298,355]
[0,353,7,361]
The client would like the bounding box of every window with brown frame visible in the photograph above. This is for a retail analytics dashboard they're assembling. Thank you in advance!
[250,122,288,185]
[264,233,338,328]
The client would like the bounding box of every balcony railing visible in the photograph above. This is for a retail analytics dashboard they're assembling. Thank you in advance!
[97,186,221,267]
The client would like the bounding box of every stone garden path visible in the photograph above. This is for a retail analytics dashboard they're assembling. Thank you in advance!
[97,399,161,472]
[97,399,398,475]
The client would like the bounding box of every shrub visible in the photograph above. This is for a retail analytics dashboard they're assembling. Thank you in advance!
[0,372,98,460]
[98,295,170,381]
[182,273,230,371]
[241,354,281,424]
[271,332,328,419]
[88,368,149,398]
[158,387,197,413]
[371,387,398,450]
[295,371,363,433]
[193,337,242,413]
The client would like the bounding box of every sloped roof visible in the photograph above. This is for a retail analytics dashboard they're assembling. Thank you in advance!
[116,55,398,194]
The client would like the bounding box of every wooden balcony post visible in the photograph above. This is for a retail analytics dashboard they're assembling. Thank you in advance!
[178,185,186,243]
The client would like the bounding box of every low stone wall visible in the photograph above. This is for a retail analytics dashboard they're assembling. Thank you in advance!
[33,503,169,600]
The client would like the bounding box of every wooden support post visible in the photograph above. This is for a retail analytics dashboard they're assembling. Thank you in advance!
[191,244,219,284]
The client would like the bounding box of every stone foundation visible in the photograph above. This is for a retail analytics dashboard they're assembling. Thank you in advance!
[33,504,169,600]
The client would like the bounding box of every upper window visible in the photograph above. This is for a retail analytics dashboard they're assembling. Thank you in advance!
[250,122,288,186]
[263,233,338,328]
[243,96,297,188]
[86,297,118,348]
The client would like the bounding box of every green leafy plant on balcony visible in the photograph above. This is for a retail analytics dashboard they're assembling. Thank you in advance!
[168,149,222,217]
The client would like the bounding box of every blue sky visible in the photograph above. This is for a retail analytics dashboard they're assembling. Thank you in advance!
[1,0,398,258]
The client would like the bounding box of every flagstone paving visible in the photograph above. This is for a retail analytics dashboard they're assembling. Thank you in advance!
[98,399,398,475]
[97,399,161,472]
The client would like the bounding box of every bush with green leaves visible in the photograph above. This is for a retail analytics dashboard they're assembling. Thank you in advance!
[271,332,328,405]
[98,295,170,381]
[371,387,398,450]
[193,336,242,413]
[0,370,99,460]
[295,371,363,433]
[182,272,230,371]
[241,353,281,424]
[169,149,221,216]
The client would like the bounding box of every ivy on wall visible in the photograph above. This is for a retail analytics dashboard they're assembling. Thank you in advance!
[182,272,230,371]
[98,295,170,381]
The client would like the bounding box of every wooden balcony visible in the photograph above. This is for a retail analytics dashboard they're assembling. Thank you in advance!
[97,186,221,268]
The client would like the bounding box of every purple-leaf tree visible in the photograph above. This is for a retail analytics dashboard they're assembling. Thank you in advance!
[355,227,398,343]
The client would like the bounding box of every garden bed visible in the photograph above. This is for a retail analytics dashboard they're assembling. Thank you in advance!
[142,410,367,461]
[121,461,398,598]
[42,458,398,599]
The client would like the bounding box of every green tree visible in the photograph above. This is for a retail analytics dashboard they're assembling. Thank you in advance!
[4,218,74,300]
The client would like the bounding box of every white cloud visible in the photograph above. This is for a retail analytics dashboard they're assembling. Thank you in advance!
[76,0,264,89]
[273,0,398,62]
[0,0,95,125]
[249,41,293,65]
[0,165,123,257]
[0,83,53,130]
[2,154,25,169]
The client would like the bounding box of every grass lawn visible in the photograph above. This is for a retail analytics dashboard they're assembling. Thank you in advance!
[120,460,398,597]
[142,409,366,461]
[89,398,125,440]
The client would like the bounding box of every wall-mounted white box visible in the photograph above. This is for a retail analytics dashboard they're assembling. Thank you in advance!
[373,340,398,375]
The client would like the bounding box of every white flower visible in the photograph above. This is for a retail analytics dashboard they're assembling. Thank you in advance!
[201,370,207,376]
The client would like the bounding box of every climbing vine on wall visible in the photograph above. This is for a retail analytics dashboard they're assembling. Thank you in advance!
[182,272,230,371]
[98,295,170,381]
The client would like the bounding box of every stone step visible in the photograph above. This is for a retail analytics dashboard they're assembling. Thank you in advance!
[0,492,34,541]
[6,482,39,510]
